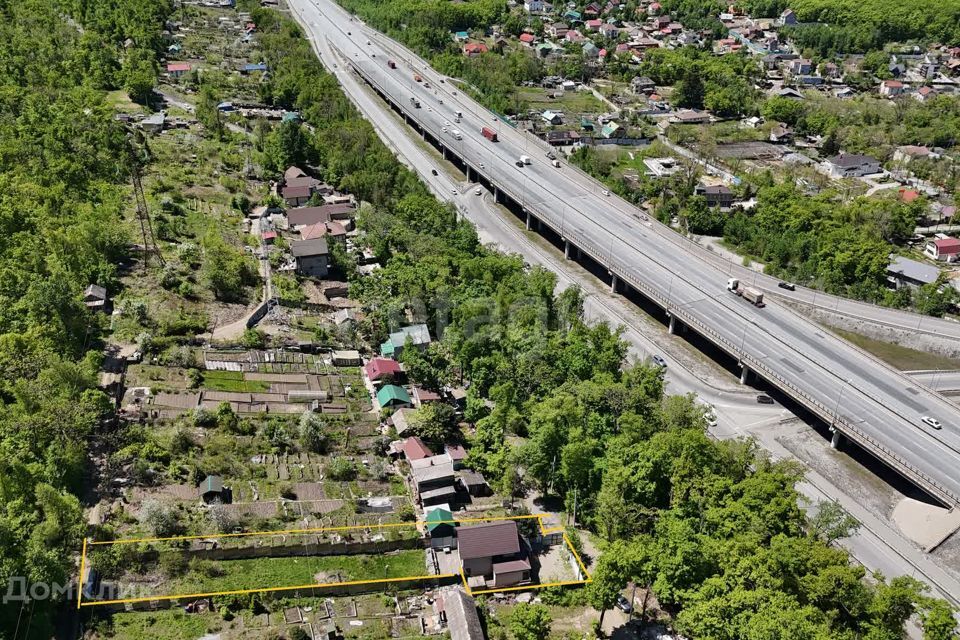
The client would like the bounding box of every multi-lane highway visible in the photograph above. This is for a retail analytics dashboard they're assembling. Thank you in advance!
[289,0,960,507]
[326,16,960,350]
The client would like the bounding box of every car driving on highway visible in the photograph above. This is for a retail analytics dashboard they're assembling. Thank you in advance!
[778,281,796,291]
[652,355,667,368]
[922,416,943,430]
[757,394,774,404]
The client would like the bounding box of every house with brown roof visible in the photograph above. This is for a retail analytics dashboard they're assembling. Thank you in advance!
[83,284,109,312]
[458,521,531,589]
[288,206,331,228]
[291,238,329,277]
[282,184,314,206]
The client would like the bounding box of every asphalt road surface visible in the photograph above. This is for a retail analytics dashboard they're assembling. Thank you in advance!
[287,0,960,506]
[284,4,960,607]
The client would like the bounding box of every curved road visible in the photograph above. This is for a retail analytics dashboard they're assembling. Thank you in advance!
[294,3,960,506]
[286,3,960,605]
[344,22,960,346]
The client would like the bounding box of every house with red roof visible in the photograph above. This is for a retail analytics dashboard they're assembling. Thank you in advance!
[585,18,603,30]
[400,436,433,461]
[519,32,536,46]
[364,357,402,382]
[879,80,904,98]
[925,237,960,263]
[898,188,920,204]
[463,42,488,57]
[915,86,938,103]
[923,236,960,262]
[167,62,192,78]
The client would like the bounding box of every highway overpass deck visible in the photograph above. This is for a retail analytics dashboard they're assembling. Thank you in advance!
[291,0,960,507]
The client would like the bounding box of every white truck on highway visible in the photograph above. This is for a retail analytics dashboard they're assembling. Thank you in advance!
[727,278,764,307]
[519,155,531,165]
[451,129,462,140]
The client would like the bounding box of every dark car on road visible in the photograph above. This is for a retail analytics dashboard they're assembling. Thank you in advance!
[778,281,796,291]
[652,355,667,368]
[616,594,633,613]
[757,394,774,404]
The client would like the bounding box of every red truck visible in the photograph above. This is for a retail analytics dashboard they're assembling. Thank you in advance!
[413,73,423,82]
[387,59,397,69]
[481,126,498,142]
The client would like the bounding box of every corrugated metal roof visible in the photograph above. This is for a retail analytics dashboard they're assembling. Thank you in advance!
[457,521,520,560]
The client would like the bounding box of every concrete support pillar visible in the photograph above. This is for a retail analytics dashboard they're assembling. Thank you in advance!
[564,239,571,259]
[610,274,619,294]
[526,211,532,230]
[830,429,842,450]
[493,187,499,202]
[441,147,447,160]
[668,314,677,335]
[466,166,472,182]
[739,365,749,385]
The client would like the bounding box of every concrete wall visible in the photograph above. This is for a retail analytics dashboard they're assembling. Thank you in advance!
[783,301,960,358]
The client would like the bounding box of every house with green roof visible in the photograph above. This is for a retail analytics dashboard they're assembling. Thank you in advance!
[601,121,624,139]
[426,506,457,547]
[198,475,230,504]
[563,9,581,21]
[377,384,411,409]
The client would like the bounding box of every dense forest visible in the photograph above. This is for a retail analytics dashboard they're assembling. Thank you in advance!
[255,7,956,639]
[0,0,172,636]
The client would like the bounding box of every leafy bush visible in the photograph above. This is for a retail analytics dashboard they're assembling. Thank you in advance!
[325,457,358,481]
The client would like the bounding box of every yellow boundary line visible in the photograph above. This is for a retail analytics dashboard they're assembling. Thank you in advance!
[77,538,88,610]
[79,514,592,606]
[80,573,457,607]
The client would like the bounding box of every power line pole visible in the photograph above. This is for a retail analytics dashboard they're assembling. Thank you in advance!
[127,135,165,271]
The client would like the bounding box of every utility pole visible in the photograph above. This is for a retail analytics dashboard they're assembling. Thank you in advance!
[127,134,165,272]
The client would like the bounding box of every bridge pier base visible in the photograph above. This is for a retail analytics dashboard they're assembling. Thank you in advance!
[466,166,472,181]
[441,147,447,160]
[739,365,749,385]
[668,314,677,335]
[610,274,619,294]
[830,429,842,450]
[526,211,532,230]
[493,187,499,202]
[564,239,571,259]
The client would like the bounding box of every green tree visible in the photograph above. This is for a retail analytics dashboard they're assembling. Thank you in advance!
[197,84,225,139]
[920,599,956,640]
[507,603,552,640]
[761,95,808,125]
[122,48,158,104]
[299,411,330,454]
[410,402,458,444]
[587,542,632,629]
